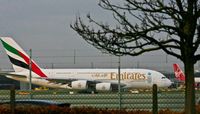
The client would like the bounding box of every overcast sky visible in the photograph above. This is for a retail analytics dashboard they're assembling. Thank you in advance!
[0,0,106,50]
[0,0,189,72]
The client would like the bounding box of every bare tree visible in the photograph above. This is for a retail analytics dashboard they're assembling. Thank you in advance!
[71,0,200,113]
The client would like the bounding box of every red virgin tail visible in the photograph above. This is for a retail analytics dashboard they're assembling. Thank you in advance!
[173,63,185,81]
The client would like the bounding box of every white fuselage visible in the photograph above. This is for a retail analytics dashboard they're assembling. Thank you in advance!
[7,68,172,89]
[195,78,200,83]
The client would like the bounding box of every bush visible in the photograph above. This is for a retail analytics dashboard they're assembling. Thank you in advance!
[0,104,198,114]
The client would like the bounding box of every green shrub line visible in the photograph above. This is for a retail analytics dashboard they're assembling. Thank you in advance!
[0,104,193,114]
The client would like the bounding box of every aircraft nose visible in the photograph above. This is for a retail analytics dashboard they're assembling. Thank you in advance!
[167,80,173,87]
[156,79,172,88]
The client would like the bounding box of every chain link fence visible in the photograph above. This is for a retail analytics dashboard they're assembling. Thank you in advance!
[0,49,199,113]
[0,49,187,72]
[1,85,200,112]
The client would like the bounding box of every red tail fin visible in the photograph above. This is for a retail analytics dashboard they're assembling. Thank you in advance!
[173,64,185,81]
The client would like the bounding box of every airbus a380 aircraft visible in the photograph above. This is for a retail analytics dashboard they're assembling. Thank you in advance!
[0,37,172,91]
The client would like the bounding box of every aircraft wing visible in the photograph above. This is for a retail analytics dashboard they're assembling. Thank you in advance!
[44,78,126,91]
[46,78,125,85]
[0,72,126,90]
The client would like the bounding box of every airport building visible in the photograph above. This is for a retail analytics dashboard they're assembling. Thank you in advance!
[0,75,19,89]
[0,75,41,90]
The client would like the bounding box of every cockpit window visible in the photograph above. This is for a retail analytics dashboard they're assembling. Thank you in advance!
[161,77,166,79]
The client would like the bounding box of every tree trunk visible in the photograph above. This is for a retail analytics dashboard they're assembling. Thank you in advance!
[184,59,195,114]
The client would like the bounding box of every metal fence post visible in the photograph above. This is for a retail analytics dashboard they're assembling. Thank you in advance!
[118,56,121,112]
[153,84,158,114]
[10,85,15,114]
[29,49,32,99]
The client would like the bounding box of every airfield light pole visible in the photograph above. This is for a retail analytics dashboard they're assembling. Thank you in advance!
[74,49,76,64]
[118,56,121,111]
[29,49,32,99]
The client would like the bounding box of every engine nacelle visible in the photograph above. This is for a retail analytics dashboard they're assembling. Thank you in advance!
[71,80,87,89]
[96,83,112,91]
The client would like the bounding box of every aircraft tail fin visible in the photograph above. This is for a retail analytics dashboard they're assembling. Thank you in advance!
[173,63,185,81]
[0,37,47,78]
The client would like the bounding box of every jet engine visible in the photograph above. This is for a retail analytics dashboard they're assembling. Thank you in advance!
[96,83,112,91]
[71,80,87,89]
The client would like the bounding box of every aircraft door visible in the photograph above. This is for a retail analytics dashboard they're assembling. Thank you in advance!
[147,75,152,84]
